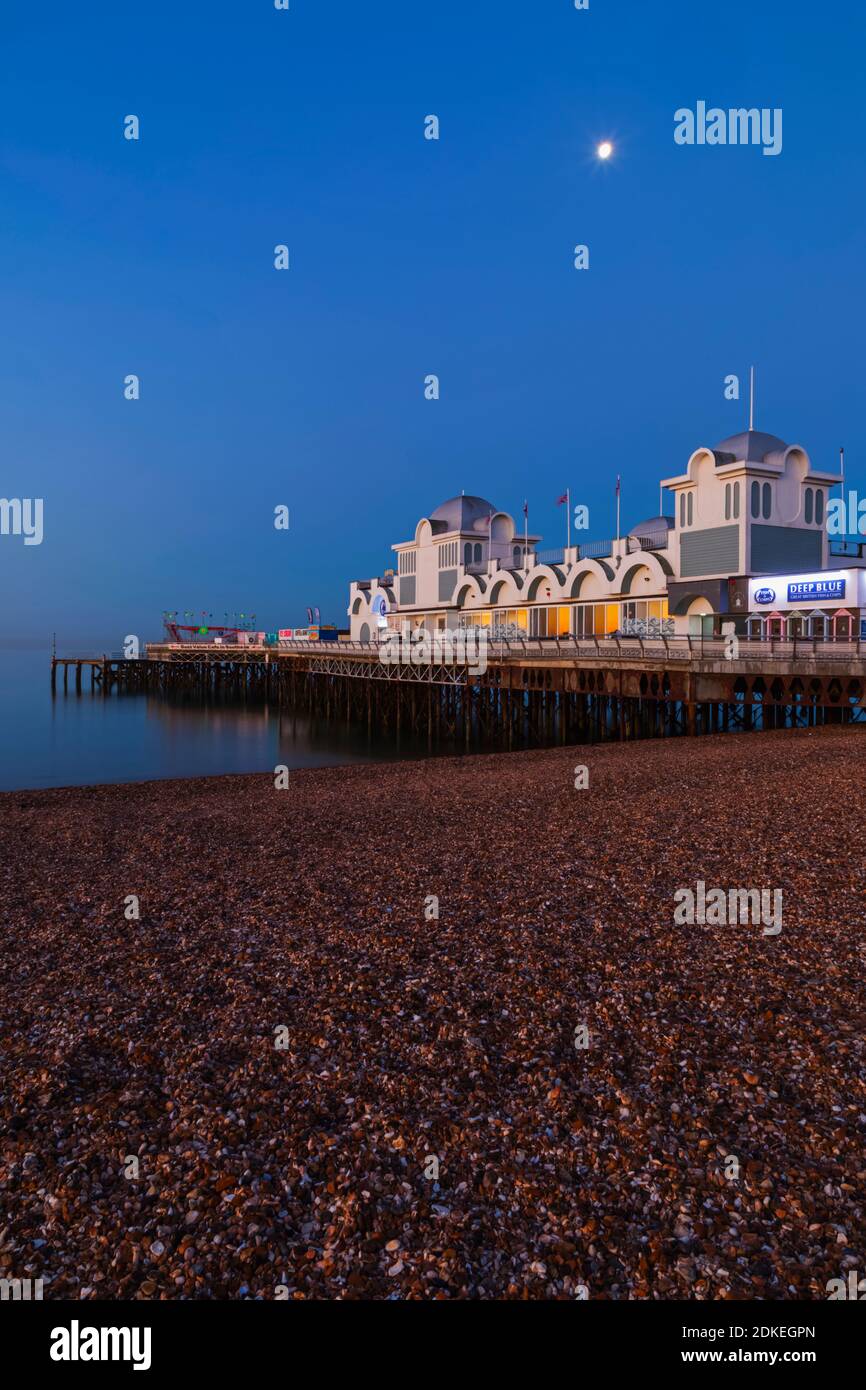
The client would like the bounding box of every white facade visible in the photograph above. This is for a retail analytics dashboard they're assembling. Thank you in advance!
[348,426,860,642]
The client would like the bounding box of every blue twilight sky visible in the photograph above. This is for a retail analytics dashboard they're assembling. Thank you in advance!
[1,0,864,647]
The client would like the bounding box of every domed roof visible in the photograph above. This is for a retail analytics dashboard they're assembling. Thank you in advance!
[429,495,497,534]
[714,429,787,463]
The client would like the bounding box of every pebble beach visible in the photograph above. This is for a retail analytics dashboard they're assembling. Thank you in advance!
[0,727,863,1300]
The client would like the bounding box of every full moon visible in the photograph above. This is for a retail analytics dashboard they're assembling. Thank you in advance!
[597,141,613,160]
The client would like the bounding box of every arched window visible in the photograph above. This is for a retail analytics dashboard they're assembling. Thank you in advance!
[762,483,771,519]
[679,493,685,527]
[513,545,521,565]
[464,542,472,566]
[804,487,813,524]
[473,543,482,564]
[687,492,693,526]
[815,489,824,525]
[725,484,731,520]
[733,481,740,519]
[751,481,760,518]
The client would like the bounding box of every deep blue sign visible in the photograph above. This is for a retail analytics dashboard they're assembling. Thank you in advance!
[754,587,776,605]
[786,578,846,602]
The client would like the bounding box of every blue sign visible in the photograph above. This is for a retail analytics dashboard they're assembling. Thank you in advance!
[754,587,776,605]
[786,577,846,602]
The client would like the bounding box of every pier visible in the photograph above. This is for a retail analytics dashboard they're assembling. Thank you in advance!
[52,636,866,748]
[50,656,110,693]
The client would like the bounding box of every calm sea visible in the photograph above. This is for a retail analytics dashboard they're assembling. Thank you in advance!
[0,649,427,793]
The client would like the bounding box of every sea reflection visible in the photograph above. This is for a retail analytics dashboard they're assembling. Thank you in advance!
[1,651,430,791]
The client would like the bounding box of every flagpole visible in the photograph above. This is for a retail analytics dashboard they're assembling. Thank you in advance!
[524,502,528,570]
[566,487,571,551]
[616,476,621,543]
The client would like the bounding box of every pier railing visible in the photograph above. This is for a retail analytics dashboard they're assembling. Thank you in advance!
[145,635,866,663]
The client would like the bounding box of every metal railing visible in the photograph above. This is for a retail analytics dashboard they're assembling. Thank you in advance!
[626,530,670,553]
[494,542,612,570]
[829,540,866,559]
[478,634,866,662]
[487,545,530,571]
[575,538,613,560]
[146,636,866,665]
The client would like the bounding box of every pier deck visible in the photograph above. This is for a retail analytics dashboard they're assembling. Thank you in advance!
[50,656,109,692]
[52,637,866,745]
